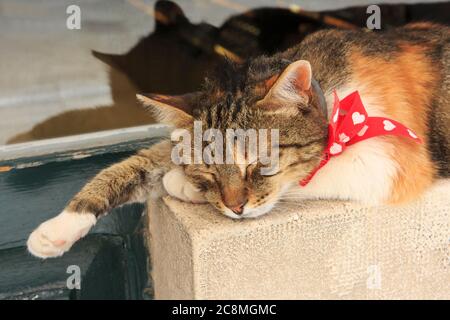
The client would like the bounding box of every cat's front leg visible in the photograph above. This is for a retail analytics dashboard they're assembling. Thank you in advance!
[163,167,206,204]
[27,141,172,259]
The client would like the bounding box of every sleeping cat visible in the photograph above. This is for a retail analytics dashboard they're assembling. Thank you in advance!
[27,23,449,259]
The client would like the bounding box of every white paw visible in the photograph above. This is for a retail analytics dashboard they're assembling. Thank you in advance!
[163,167,207,204]
[27,210,96,259]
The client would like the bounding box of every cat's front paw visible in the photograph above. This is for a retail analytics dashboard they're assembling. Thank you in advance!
[163,167,206,204]
[27,210,96,259]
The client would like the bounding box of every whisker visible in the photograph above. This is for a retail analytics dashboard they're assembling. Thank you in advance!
[278,194,303,198]
[281,192,300,196]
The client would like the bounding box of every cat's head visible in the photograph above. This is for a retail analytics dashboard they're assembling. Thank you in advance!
[138,58,328,218]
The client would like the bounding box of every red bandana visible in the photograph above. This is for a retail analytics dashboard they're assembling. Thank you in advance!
[300,91,422,186]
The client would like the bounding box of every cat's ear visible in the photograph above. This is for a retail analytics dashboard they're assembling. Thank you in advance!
[260,60,312,106]
[136,92,196,127]
[92,51,125,70]
[154,0,188,29]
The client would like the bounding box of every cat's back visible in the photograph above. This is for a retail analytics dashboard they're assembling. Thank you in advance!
[285,23,449,90]
[281,23,449,203]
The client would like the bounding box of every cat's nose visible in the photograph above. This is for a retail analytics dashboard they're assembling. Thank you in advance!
[222,186,248,215]
[226,199,248,215]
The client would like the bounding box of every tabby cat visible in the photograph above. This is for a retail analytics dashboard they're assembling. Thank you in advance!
[27,23,449,258]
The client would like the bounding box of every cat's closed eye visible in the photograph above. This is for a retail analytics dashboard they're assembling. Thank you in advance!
[261,171,281,178]
[187,170,217,190]
[247,163,281,179]
[194,181,210,192]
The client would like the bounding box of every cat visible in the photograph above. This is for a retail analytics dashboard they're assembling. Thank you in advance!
[27,22,449,259]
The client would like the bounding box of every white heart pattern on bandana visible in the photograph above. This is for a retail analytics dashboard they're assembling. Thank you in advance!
[333,108,339,123]
[339,133,350,143]
[383,120,396,131]
[407,129,417,139]
[357,125,369,137]
[300,90,422,187]
[329,142,343,155]
[352,112,365,125]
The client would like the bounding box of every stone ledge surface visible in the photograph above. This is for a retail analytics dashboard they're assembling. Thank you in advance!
[148,179,450,299]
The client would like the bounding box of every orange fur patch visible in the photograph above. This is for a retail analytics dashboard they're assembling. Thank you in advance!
[403,22,439,30]
[350,45,438,204]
